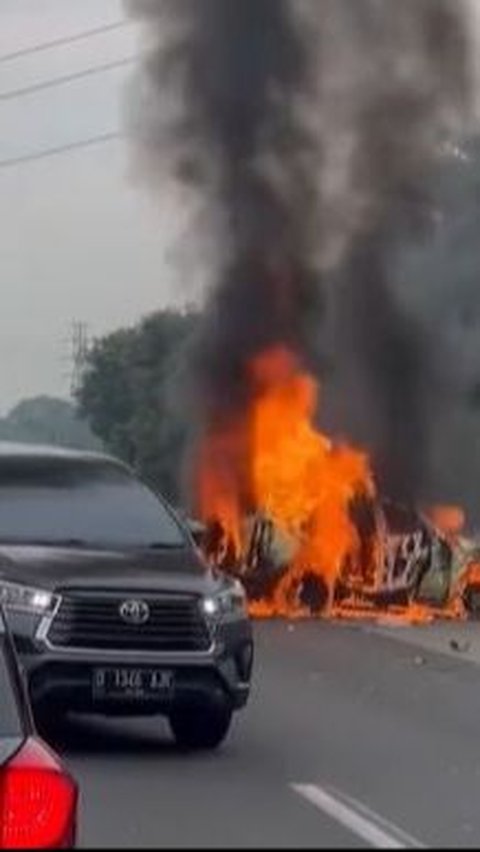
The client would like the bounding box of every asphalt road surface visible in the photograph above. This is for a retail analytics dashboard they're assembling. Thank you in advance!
[57,621,480,848]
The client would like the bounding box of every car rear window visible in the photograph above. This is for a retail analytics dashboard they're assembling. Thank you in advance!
[0,456,187,550]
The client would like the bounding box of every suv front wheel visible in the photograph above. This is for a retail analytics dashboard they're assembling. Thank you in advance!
[169,704,233,750]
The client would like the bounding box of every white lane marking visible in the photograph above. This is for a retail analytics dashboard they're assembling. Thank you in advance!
[292,783,426,849]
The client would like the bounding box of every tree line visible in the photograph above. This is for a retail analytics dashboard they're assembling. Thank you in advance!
[76,310,200,504]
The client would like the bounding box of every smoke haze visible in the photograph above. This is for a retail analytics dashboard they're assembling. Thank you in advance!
[127,0,475,512]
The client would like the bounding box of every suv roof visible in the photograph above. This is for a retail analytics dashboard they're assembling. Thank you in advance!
[0,441,125,468]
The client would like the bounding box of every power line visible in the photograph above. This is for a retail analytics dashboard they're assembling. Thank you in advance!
[0,55,139,102]
[0,20,131,65]
[0,131,124,171]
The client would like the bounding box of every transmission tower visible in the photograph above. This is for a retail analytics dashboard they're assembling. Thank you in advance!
[63,321,90,397]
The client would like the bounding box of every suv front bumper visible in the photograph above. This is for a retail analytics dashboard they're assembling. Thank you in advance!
[10,612,253,717]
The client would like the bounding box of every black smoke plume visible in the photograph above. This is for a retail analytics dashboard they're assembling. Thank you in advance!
[127,0,473,508]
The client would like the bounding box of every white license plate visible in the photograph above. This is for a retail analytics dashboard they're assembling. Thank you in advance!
[93,667,174,700]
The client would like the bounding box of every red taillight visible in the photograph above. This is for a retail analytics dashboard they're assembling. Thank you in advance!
[0,737,78,849]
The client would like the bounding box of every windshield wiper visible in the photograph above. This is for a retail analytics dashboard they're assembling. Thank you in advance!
[144,542,182,550]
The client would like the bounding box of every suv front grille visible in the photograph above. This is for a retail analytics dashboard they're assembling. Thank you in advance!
[47,591,212,652]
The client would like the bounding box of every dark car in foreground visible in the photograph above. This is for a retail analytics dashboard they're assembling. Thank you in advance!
[0,605,78,848]
[0,443,253,750]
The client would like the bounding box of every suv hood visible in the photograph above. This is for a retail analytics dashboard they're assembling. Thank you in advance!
[0,544,225,596]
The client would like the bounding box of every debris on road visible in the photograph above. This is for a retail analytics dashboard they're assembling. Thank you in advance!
[449,639,471,654]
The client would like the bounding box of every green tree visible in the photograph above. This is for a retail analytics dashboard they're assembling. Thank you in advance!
[77,310,199,502]
[0,396,101,450]
[76,328,137,464]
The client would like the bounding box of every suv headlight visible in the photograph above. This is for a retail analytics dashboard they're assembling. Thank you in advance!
[202,580,248,619]
[0,581,59,615]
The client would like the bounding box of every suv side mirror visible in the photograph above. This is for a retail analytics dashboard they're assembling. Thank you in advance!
[187,520,206,549]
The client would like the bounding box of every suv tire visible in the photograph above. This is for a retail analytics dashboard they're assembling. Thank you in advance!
[169,704,233,750]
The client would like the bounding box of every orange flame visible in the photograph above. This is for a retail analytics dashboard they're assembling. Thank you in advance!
[195,345,377,613]
[425,504,465,537]
[194,421,246,558]
[248,347,375,613]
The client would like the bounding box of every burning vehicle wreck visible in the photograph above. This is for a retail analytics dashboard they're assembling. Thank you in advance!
[194,499,480,622]
[188,346,479,623]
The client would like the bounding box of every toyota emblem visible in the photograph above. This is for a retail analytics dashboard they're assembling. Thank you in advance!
[119,599,150,625]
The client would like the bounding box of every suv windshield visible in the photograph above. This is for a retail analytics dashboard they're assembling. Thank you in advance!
[0,457,186,550]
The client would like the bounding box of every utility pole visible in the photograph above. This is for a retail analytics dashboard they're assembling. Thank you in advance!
[62,321,90,397]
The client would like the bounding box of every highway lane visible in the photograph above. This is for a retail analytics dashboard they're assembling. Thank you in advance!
[56,621,480,848]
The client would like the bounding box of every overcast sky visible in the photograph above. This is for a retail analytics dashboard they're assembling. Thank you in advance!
[0,0,199,413]
[1,1,479,415]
